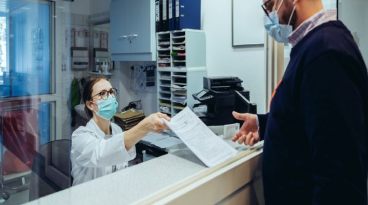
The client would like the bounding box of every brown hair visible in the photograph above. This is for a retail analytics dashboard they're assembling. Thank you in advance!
[82,76,108,119]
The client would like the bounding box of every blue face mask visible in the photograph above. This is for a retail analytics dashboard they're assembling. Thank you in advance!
[92,95,118,120]
[263,0,296,44]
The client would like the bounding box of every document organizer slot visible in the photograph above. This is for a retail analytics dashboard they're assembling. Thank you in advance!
[172,61,186,68]
[160,79,171,86]
[172,79,186,85]
[172,72,186,77]
[172,56,186,60]
[159,72,171,80]
[160,90,171,94]
[172,103,186,113]
[172,36,185,41]
[159,99,172,107]
[160,86,171,92]
[172,31,185,36]
[172,91,186,96]
[159,106,171,115]
[159,92,171,99]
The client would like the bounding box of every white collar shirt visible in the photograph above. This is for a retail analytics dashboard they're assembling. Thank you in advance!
[71,119,136,186]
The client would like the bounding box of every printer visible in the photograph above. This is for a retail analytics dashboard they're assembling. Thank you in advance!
[192,77,257,126]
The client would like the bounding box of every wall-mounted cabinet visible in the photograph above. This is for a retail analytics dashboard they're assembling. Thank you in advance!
[110,0,156,61]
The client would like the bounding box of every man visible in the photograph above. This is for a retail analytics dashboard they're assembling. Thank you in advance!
[232,0,368,204]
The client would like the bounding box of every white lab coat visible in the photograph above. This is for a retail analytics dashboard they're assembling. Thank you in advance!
[70,119,136,186]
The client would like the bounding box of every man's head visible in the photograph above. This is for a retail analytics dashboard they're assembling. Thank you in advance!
[262,0,323,30]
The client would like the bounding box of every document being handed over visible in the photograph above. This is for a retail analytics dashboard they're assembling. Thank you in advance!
[162,107,237,167]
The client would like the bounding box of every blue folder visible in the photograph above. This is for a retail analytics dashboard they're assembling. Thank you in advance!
[175,0,201,30]
[168,0,176,31]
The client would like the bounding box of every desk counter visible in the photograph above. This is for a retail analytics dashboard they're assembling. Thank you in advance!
[26,141,263,205]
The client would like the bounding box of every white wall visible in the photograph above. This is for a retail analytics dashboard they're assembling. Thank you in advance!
[339,0,368,65]
[202,0,266,114]
[90,0,111,15]
[70,0,91,15]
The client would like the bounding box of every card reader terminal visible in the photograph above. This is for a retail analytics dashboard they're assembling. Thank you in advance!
[193,89,214,101]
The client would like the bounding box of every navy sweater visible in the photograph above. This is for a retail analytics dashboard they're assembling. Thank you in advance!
[258,21,368,205]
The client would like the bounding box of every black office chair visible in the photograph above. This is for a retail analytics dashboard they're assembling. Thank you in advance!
[29,139,72,201]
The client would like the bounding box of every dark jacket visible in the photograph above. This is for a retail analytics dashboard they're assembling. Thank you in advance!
[258,21,368,205]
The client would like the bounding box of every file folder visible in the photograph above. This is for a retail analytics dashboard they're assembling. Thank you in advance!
[175,0,201,30]
[155,0,162,32]
[168,0,175,31]
[161,0,169,31]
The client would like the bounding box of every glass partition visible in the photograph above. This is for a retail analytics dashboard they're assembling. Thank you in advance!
[0,0,63,204]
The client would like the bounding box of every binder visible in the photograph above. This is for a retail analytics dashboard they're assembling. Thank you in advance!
[175,0,201,30]
[161,0,169,31]
[168,0,175,31]
[155,0,162,32]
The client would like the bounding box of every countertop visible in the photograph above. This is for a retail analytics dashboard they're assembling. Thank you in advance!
[25,138,261,205]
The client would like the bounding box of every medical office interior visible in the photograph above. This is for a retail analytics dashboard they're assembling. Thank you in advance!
[0,0,366,204]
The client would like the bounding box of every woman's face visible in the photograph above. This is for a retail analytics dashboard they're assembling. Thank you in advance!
[87,79,113,114]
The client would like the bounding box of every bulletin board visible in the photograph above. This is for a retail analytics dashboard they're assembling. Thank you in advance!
[232,0,265,47]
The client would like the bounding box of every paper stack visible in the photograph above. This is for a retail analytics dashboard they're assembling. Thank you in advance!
[114,109,145,131]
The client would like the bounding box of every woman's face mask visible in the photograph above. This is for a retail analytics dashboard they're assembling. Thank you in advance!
[91,95,118,120]
[263,0,296,44]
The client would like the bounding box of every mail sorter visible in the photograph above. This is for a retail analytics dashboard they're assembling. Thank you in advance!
[192,77,257,126]
[156,0,201,32]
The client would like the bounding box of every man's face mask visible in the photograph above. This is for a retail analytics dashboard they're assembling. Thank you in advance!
[263,0,296,44]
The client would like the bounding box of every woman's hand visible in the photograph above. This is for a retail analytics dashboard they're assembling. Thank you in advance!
[142,113,171,133]
[124,113,171,150]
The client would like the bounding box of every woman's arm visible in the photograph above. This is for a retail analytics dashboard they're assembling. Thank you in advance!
[123,113,170,150]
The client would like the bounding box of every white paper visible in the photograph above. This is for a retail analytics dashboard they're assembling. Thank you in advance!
[162,107,238,167]
[152,137,183,148]
[224,123,240,139]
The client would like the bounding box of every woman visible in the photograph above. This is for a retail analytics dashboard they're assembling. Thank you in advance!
[71,76,170,185]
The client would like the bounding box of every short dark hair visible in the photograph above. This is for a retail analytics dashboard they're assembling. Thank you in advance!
[82,76,108,119]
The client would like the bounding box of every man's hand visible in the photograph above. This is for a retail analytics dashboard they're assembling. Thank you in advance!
[232,112,260,146]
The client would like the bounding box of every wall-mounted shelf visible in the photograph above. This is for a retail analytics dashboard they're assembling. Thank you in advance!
[89,72,113,76]
[72,67,88,70]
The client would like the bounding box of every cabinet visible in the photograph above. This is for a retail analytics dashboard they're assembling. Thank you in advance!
[110,0,156,61]
[156,30,206,117]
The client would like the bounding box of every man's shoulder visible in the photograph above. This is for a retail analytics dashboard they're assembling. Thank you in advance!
[293,21,355,62]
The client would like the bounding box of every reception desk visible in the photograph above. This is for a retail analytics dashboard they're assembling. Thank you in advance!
[26,140,264,205]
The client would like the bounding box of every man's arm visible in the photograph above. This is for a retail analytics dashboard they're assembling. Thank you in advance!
[300,52,367,204]
[257,113,269,141]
